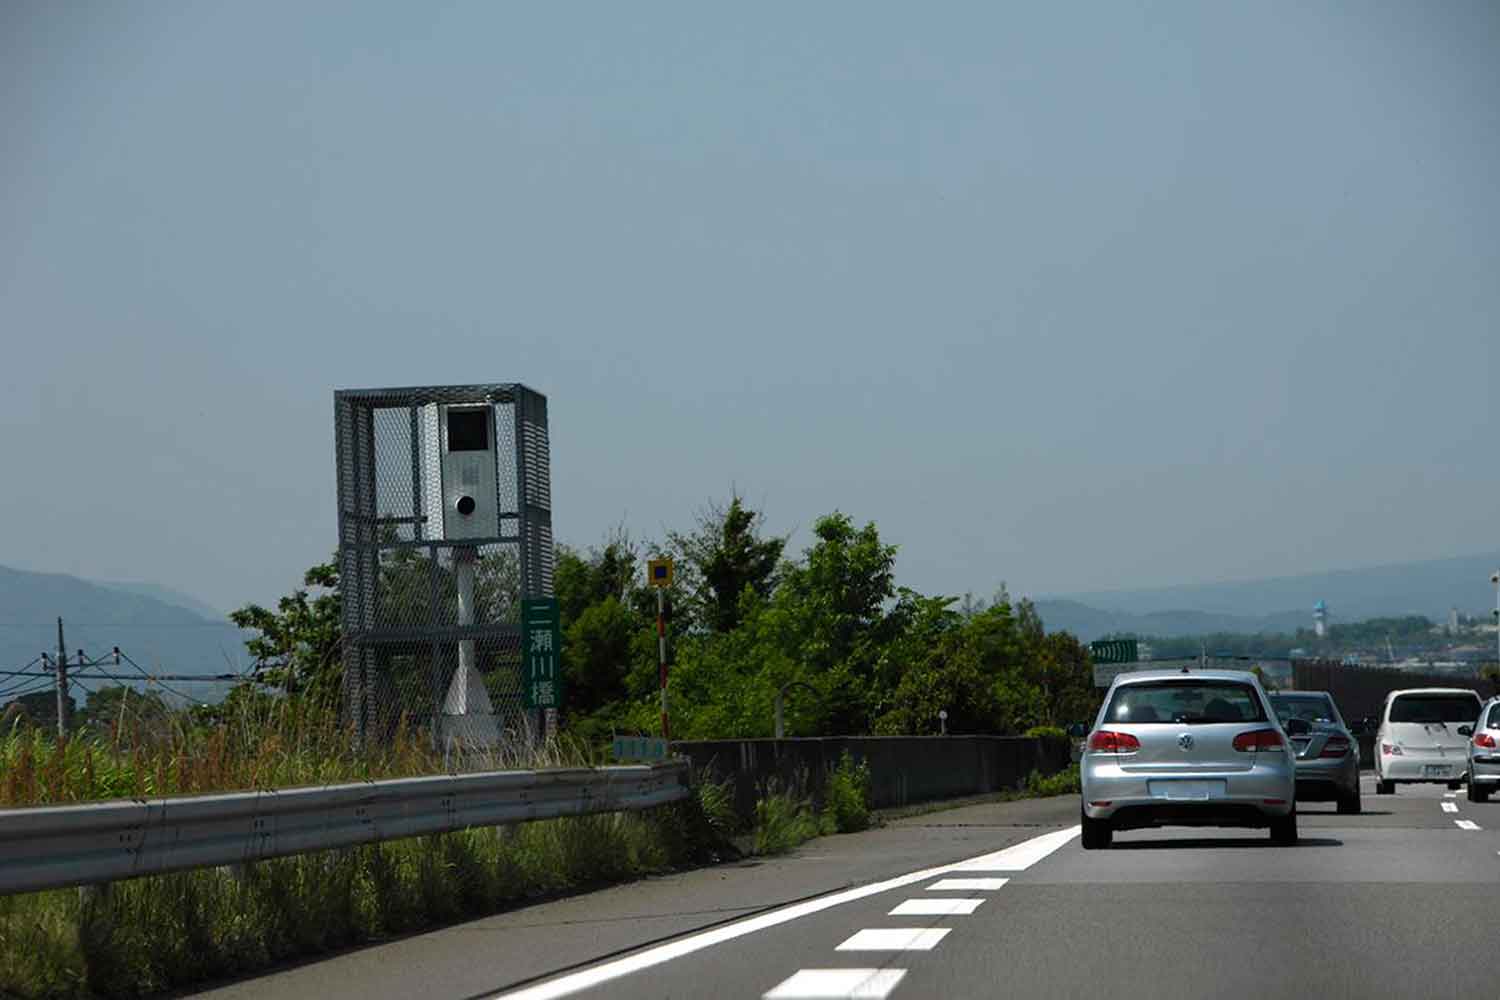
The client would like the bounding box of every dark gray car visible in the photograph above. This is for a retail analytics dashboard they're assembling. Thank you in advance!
[1268,690,1362,814]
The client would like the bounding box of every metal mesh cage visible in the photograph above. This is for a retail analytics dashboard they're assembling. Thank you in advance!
[334,384,553,749]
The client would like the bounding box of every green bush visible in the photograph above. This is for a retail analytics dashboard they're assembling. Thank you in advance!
[1024,725,1069,742]
[822,752,872,834]
[753,782,822,855]
[1024,765,1081,797]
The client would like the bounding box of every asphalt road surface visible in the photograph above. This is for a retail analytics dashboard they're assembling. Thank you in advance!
[196,776,1498,1000]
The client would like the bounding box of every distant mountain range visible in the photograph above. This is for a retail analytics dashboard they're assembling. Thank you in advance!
[0,565,248,699]
[1036,550,1500,642]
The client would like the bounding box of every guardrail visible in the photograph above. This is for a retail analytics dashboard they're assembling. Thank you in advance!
[0,760,690,896]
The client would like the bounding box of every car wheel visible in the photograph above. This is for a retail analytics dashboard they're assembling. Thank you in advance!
[1470,779,1490,804]
[1080,809,1112,850]
[1337,786,1361,815]
[1270,808,1298,846]
[1448,780,1463,791]
[1376,778,1394,795]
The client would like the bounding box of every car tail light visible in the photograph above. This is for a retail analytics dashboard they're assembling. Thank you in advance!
[1319,736,1350,758]
[1381,742,1403,756]
[1088,730,1140,753]
[1475,733,1497,749]
[1232,729,1284,752]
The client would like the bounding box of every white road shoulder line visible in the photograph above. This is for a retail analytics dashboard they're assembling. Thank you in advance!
[1456,820,1482,831]
[764,968,906,999]
[836,928,949,952]
[927,877,1008,891]
[491,825,1080,1000]
[946,825,1081,871]
[889,898,983,916]
[1442,802,1459,813]
[1444,792,1458,798]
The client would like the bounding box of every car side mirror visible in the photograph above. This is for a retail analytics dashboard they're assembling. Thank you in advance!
[1362,717,1376,732]
[1285,718,1312,737]
[1458,725,1473,737]
[1065,722,1087,739]
[1348,720,1365,735]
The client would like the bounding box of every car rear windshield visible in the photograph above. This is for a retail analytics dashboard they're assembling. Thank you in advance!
[1388,694,1480,724]
[1104,680,1267,725]
[1269,694,1340,726]
[1486,704,1500,729]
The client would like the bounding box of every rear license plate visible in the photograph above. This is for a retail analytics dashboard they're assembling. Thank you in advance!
[1148,780,1226,801]
[1424,765,1453,777]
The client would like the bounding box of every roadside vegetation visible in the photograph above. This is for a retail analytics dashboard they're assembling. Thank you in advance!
[0,496,1093,996]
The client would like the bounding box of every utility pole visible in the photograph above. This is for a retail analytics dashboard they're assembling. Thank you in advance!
[55,616,69,737]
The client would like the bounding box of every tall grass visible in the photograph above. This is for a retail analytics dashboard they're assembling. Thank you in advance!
[0,800,717,999]
[0,695,726,998]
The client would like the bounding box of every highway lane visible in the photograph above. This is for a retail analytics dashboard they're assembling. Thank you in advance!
[504,776,1500,1000]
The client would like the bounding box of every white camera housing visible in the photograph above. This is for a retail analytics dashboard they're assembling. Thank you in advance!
[440,405,499,541]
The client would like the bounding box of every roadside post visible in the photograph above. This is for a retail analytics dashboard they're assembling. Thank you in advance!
[648,558,674,740]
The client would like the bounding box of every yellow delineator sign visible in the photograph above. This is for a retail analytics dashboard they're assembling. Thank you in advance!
[647,558,674,589]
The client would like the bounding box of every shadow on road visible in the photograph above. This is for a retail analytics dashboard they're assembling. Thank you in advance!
[1296,808,1392,816]
[1110,836,1343,850]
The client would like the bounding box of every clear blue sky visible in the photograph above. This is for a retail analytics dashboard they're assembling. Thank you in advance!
[3,2,1496,615]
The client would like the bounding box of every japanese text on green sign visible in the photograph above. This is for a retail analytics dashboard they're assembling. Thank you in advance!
[522,598,562,709]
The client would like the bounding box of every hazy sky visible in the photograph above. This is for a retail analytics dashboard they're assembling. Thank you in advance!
[4,2,1496,616]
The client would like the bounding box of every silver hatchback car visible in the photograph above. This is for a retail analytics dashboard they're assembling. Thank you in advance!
[1081,669,1297,849]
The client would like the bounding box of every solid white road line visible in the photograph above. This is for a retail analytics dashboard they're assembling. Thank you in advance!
[889,898,983,916]
[1445,792,1458,798]
[927,877,1008,891]
[1456,820,1482,831]
[491,826,1080,1000]
[763,968,906,999]
[836,928,950,952]
[946,826,1082,871]
[1442,802,1459,813]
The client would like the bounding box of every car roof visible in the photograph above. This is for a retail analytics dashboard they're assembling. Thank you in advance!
[1386,688,1483,697]
[1112,668,1259,685]
[1270,690,1334,698]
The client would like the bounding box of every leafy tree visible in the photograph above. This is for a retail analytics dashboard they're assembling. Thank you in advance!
[668,496,786,634]
[230,559,342,703]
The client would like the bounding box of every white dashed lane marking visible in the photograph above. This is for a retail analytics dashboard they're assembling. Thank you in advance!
[926,877,1008,891]
[1442,802,1459,813]
[889,898,984,916]
[836,929,949,952]
[763,968,906,999]
[1456,820,1482,831]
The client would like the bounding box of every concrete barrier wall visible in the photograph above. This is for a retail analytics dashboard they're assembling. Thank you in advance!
[670,736,1071,818]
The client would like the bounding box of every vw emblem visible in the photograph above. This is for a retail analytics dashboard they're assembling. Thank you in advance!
[1177,733,1195,751]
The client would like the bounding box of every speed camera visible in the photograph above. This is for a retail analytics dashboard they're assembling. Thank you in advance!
[440,405,498,540]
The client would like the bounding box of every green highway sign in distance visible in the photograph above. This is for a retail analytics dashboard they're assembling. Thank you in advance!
[521,598,562,709]
[1089,639,1139,665]
[612,736,670,761]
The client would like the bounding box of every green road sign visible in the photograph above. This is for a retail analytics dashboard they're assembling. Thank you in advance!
[1089,639,1139,665]
[522,598,562,709]
[612,736,669,761]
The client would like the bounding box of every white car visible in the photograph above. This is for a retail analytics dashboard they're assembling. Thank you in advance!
[1465,696,1500,803]
[1373,687,1482,794]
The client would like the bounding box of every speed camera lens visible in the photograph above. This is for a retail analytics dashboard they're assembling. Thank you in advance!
[456,495,476,516]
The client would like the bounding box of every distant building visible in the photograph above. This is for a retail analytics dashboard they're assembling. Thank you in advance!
[1313,600,1328,639]
[1450,607,1461,634]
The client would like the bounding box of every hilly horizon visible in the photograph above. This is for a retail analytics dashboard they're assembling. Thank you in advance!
[0,564,248,702]
[1044,550,1500,627]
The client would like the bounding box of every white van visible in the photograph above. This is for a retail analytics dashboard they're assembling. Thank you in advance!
[1373,687,1483,794]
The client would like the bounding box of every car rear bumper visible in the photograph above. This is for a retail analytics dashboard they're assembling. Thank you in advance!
[1292,754,1359,798]
[1082,758,1294,825]
[1377,757,1467,782]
